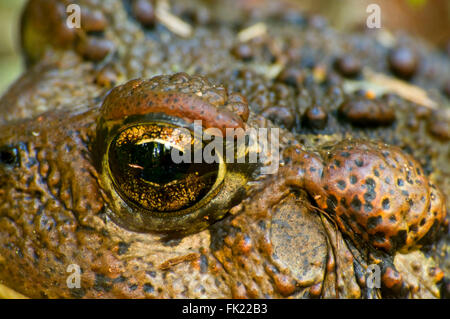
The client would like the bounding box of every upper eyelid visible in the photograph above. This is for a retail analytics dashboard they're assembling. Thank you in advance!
[101,83,244,134]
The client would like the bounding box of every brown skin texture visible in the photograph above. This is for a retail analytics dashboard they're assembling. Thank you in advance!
[0,0,448,298]
[283,140,447,254]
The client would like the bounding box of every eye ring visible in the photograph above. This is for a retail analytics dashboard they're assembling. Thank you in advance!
[96,115,254,235]
[106,122,226,215]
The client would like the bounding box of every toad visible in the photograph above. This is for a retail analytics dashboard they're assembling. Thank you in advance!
[0,0,449,298]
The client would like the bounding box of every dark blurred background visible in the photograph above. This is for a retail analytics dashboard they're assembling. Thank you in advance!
[0,0,449,94]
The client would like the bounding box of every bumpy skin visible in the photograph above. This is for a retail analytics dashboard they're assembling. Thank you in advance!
[0,0,449,298]
[284,140,447,254]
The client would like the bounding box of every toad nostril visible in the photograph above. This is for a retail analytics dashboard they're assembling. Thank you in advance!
[0,146,19,166]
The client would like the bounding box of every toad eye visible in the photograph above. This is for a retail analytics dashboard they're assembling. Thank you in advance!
[96,75,254,235]
[98,119,249,234]
[108,124,222,212]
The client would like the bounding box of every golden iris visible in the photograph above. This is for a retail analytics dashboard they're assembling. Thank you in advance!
[108,123,222,212]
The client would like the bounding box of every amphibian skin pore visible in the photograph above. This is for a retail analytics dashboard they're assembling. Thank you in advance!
[0,0,449,298]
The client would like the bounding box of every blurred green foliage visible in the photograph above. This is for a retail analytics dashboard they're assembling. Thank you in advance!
[0,0,26,95]
[407,0,427,8]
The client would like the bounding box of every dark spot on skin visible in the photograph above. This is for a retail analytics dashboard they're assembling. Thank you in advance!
[382,198,390,210]
[390,229,407,250]
[367,216,383,229]
[364,202,373,213]
[113,276,126,283]
[389,215,397,223]
[94,274,112,292]
[143,283,154,293]
[370,232,386,244]
[258,220,266,230]
[397,179,404,186]
[402,190,409,197]
[162,238,182,247]
[32,250,40,262]
[373,169,380,177]
[129,284,138,291]
[406,171,414,184]
[350,175,358,184]
[309,167,316,172]
[351,196,362,211]
[16,248,24,258]
[420,218,426,226]
[416,168,421,176]
[200,254,208,273]
[410,224,418,233]
[70,288,86,298]
[334,159,341,168]
[117,242,130,255]
[355,159,363,167]
[364,191,376,202]
[365,178,376,189]
[337,180,346,190]
[407,198,414,207]
[341,152,350,158]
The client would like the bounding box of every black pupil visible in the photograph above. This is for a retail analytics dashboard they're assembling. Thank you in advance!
[108,125,220,212]
[127,142,192,185]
